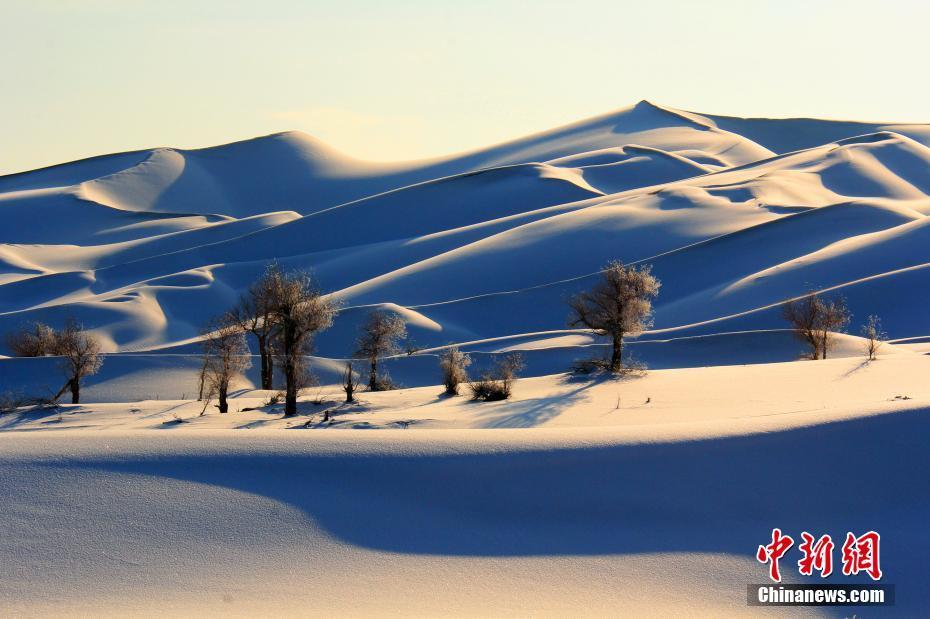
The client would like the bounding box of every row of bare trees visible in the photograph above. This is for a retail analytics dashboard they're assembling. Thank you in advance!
[200,265,338,416]
[782,292,887,361]
[201,264,414,416]
[5,319,103,404]
[1,259,890,415]
[568,261,888,369]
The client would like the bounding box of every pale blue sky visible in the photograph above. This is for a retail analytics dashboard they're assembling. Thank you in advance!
[2,0,929,174]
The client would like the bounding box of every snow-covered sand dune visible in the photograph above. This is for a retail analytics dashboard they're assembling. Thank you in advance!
[2,101,930,374]
[2,103,930,616]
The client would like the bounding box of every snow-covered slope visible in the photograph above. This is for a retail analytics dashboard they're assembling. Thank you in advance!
[2,102,930,395]
[2,357,929,616]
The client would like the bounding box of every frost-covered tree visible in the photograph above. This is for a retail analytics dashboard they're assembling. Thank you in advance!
[817,296,850,359]
[568,261,660,373]
[6,322,57,357]
[229,263,282,390]
[861,314,887,361]
[53,320,104,405]
[268,271,338,416]
[782,293,822,359]
[201,317,251,414]
[783,292,850,360]
[356,310,406,391]
[439,346,471,395]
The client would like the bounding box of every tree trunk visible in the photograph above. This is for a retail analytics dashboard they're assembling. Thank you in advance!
[368,358,378,391]
[53,379,72,402]
[258,335,273,390]
[218,382,228,413]
[70,379,80,404]
[345,362,355,403]
[197,363,206,401]
[283,323,298,417]
[610,333,623,373]
[264,352,274,390]
[821,332,828,360]
[803,330,820,360]
[284,371,297,416]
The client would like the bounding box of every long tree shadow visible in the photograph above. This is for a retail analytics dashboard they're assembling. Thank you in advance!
[469,376,603,428]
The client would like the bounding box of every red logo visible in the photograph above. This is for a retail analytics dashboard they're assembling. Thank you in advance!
[757,528,794,582]
[798,532,834,577]
[758,529,882,582]
[841,531,883,581]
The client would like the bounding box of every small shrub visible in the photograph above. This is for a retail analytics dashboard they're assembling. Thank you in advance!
[469,378,511,401]
[440,346,471,395]
[470,353,523,401]
[370,372,397,392]
[571,353,647,377]
[861,314,887,361]
[6,322,57,357]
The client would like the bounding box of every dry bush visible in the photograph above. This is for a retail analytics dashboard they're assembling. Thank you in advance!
[571,353,647,377]
[439,346,471,395]
[470,353,523,402]
[861,314,887,361]
[370,372,397,392]
[6,322,57,357]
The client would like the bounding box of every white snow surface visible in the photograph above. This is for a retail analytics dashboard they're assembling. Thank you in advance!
[2,356,929,616]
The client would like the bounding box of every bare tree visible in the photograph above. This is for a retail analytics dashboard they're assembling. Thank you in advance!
[228,263,282,390]
[7,322,57,357]
[267,270,339,416]
[201,317,252,414]
[568,261,660,373]
[861,314,887,361]
[439,346,471,395]
[342,361,360,403]
[782,293,822,359]
[470,353,524,401]
[356,310,407,391]
[197,354,209,401]
[782,292,850,360]
[817,296,850,359]
[52,319,103,404]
